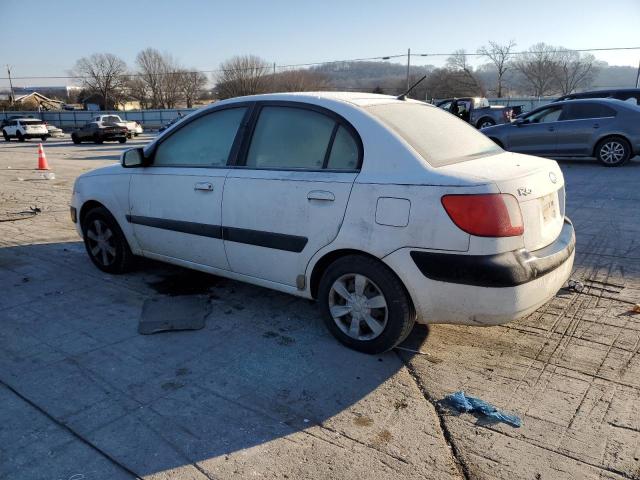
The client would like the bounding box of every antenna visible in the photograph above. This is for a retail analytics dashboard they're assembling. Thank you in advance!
[397,75,427,101]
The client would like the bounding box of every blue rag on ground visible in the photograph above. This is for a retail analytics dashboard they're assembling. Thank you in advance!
[443,391,521,428]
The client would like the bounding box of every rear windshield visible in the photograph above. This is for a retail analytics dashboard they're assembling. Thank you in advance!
[21,119,44,125]
[102,116,121,122]
[366,103,501,167]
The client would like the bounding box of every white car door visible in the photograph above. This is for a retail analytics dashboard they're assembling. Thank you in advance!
[222,103,361,288]
[129,106,249,269]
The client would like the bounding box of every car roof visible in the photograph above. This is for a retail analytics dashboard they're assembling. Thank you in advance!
[209,91,429,109]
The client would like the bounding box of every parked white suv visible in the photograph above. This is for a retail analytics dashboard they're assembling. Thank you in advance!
[2,118,50,142]
[70,92,575,353]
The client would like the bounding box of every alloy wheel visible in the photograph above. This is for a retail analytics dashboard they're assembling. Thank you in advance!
[328,273,388,341]
[600,141,625,164]
[85,219,116,267]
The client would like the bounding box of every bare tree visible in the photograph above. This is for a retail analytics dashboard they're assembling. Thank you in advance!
[553,49,597,95]
[179,70,208,108]
[478,40,516,97]
[514,43,560,97]
[136,48,166,108]
[446,50,485,95]
[215,55,271,99]
[72,53,128,109]
[270,69,329,92]
[127,77,151,109]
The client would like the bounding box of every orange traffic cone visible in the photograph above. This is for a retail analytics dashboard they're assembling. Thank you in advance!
[37,143,50,170]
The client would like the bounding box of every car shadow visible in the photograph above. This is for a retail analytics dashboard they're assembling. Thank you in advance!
[0,241,429,477]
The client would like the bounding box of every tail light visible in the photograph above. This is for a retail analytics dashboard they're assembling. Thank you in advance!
[441,194,524,237]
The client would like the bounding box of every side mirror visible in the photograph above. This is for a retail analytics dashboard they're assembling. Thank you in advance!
[122,147,145,168]
[514,117,526,126]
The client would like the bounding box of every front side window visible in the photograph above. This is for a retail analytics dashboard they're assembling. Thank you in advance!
[246,106,335,169]
[154,107,246,167]
[526,107,562,123]
[366,102,500,167]
[102,115,121,123]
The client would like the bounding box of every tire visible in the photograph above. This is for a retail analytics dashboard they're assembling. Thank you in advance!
[477,118,496,129]
[17,131,25,142]
[596,136,631,167]
[41,136,48,142]
[118,138,127,144]
[318,255,415,354]
[81,206,134,274]
[2,131,9,142]
[71,134,81,144]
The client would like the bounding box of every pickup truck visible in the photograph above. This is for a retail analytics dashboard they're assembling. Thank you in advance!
[435,97,522,129]
[93,114,143,136]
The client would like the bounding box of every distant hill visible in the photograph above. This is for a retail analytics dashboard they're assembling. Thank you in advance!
[312,60,638,97]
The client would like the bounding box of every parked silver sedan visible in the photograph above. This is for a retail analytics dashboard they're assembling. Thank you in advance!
[482,99,640,167]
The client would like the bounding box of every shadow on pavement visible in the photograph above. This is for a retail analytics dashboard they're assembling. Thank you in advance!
[0,241,428,477]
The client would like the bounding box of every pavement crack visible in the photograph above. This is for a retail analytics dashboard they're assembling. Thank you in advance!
[397,354,470,480]
[0,379,142,480]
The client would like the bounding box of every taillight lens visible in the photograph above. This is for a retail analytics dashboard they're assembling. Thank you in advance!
[441,194,524,237]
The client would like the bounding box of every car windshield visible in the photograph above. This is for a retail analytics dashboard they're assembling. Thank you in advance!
[21,120,44,125]
[102,116,121,122]
[366,102,501,167]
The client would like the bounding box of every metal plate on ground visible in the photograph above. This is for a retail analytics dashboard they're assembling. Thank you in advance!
[138,295,209,334]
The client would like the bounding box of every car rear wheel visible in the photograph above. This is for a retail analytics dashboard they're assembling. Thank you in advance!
[82,207,134,274]
[118,138,127,144]
[318,255,415,354]
[71,134,81,144]
[478,118,496,129]
[41,136,47,141]
[17,132,25,142]
[596,137,631,167]
[2,131,9,142]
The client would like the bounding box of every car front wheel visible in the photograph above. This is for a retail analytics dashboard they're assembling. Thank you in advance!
[17,132,25,142]
[318,255,415,354]
[2,131,9,142]
[596,137,631,167]
[82,207,134,274]
[71,134,81,144]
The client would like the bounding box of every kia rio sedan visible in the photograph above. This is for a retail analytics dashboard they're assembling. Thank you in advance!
[70,92,575,354]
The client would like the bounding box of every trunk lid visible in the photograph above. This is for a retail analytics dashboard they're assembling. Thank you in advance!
[439,151,565,251]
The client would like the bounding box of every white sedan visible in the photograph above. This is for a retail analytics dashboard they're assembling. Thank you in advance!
[70,92,575,353]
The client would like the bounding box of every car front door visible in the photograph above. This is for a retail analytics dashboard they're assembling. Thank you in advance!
[507,106,562,155]
[554,103,618,156]
[222,103,361,288]
[128,105,249,269]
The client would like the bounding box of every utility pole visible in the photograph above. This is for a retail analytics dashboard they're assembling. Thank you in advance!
[406,48,411,92]
[635,58,640,88]
[6,65,15,106]
[273,62,276,76]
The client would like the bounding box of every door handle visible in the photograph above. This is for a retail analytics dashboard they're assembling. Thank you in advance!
[194,182,213,191]
[593,123,600,129]
[307,190,335,202]
[547,126,555,132]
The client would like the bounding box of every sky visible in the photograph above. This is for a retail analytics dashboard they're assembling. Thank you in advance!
[1,0,639,89]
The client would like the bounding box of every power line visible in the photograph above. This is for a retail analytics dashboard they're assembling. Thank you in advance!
[0,46,638,82]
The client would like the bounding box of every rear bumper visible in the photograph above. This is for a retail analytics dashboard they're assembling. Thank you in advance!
[383,219,575,326]
[410,219,575,287]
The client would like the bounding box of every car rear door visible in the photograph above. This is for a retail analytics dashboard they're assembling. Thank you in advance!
[507,105,562,155]
[554,103,618,156]
[128,105,249,269]
[222,102,361,288]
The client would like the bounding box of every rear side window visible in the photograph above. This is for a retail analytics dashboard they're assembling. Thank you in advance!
[246,106,335,169]
[366,103,500,167]
[562,103,617,120]
[154,107,246,167]
[327,126,359,170]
